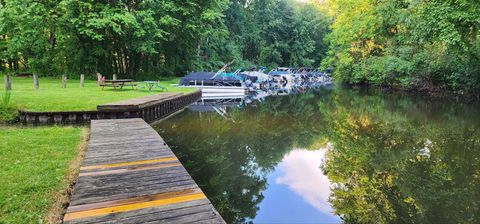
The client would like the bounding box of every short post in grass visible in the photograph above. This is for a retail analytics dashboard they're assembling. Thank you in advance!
[33,74,39,90]
[62,75,67,88]
[113,74,117,80]
[80,74,85,88]
[4,74,12,90]
[96,72,102,85]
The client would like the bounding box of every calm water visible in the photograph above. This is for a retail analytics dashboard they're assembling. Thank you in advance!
[154,88,480,223]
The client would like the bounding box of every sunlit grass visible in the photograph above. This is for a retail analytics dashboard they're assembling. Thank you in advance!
[0,76,195,112]
[0,126,83,223]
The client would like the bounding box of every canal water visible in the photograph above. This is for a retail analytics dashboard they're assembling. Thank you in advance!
[154,87,480,223]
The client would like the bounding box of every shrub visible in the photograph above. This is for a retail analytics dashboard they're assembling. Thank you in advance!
[0,91,19,123]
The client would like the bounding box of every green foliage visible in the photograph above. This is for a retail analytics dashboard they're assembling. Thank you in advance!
[0,90,18,123]
[0,0,330,77]
[323,0,480,92]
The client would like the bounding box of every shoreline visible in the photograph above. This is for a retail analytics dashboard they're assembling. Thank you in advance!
[346,84,480,102]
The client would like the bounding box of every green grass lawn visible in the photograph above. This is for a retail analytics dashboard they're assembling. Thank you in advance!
[0,126,84,223]
[0,76,195,112]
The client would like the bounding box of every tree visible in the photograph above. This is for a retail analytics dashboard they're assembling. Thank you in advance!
[322,0,480,93]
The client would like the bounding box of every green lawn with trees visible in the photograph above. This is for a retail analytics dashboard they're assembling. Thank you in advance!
[0,76,193,112]
[0,0,478,93]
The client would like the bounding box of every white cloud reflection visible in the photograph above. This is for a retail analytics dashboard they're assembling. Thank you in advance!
[275,149,333,214]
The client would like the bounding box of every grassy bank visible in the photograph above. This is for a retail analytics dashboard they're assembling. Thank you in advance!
[0,76,195,112]
[0,126,86,223]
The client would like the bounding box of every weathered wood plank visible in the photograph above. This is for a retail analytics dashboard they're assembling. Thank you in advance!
[97,93,182,111]
[64,119,224,223]
[70,184,201,207]
[65,199,213,224]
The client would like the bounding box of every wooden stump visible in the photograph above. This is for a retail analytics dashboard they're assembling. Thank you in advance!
[96,73,102,85]
[4,75,12,90]
[113,74,117,80]
[33,74,39,90]
[62,75,67,88]
[80,74,85,88]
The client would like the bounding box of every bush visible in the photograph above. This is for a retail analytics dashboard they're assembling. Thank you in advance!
[0,91,19,123]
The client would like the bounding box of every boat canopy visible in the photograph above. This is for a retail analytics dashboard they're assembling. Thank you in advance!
[180,72,244,86]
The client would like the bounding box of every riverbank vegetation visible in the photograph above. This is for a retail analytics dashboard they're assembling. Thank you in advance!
[321,0,480,94]
[0,90,18,123]
[0,126,85,223]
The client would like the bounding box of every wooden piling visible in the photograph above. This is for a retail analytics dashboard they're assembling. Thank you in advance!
[33,74,39,90]
[62,75,67,88]
[80,74,85,88]
[4,75,12,90]
[96,73,102,85]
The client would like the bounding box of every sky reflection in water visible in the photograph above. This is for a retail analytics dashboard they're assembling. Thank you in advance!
[254,149,341,223]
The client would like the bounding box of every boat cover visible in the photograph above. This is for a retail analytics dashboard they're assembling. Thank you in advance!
[180,72,244,86]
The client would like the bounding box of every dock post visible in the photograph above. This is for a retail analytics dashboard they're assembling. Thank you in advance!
[33,74,39,90]
[4,75,12,90]
[96,73,102,85]
[80,74,85,88]
[62,75,67,88]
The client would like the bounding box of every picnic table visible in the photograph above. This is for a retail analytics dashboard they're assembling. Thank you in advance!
[100,79,137,90]
[143,81,167,91]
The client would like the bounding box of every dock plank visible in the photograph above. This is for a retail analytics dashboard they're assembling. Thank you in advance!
[64,118,224,223]
[97,93,182,111]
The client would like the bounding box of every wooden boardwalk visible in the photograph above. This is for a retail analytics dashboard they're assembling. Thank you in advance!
[97,93,182,111]
[64,118,224,223]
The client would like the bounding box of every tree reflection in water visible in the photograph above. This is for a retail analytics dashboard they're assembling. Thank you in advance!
[319,89,480,223]
[155,88,480,223]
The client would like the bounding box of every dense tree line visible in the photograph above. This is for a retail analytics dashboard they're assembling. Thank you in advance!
[0,0,329,79]
[2,0,477,93]
[322,0,480,93]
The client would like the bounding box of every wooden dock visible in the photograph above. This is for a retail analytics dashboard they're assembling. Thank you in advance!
[64,118,224,223]
[20,91,201,125]
[97,93,183,111]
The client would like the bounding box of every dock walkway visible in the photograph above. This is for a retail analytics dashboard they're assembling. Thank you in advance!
[97,93,182,111]
[64,118,224,223]
[20,91,201,125]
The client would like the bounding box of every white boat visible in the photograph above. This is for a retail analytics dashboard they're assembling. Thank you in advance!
[198,86,246,94]
[178,82,246,97]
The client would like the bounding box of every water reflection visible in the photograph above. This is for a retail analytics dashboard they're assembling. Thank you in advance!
[154,87,480,223]
[275,149,333,215]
